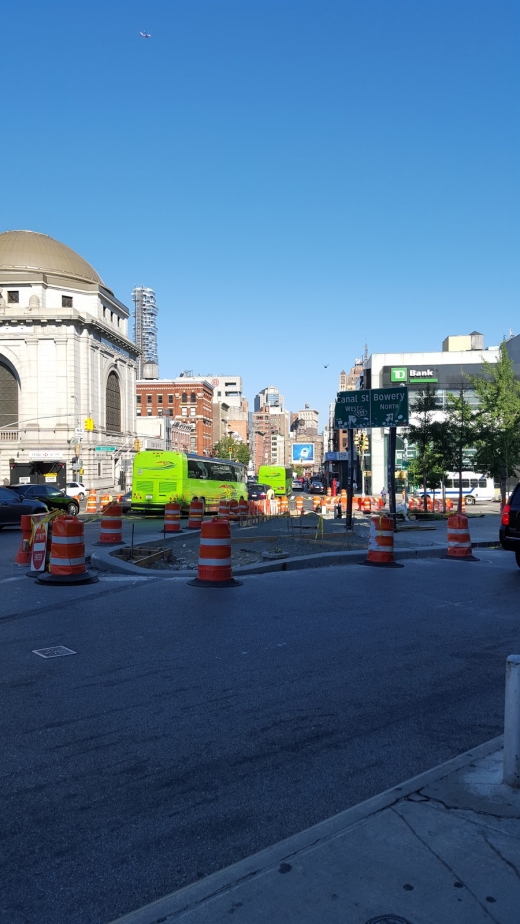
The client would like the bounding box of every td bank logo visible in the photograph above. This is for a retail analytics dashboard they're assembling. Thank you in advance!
[391,367,407,382]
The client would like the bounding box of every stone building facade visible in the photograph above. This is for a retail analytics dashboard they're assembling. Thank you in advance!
[0,230,139,490]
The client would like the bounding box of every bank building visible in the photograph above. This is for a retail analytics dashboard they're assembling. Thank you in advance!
[0,230,139,490]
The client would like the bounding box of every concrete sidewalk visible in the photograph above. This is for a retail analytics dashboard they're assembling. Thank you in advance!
[110,737,520,924]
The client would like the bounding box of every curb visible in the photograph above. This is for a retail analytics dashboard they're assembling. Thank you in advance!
[108,736,503,923]
[91,540,501,578]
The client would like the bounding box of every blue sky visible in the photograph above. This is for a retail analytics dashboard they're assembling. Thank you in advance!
[2,0,518,426]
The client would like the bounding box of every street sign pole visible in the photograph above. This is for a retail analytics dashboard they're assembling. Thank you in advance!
[346,428,354,530]
[388,427,397,531]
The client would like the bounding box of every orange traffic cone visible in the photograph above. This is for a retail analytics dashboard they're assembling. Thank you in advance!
[188,518,242,588]
[15,515,34,566]
[37,516,98,584]
[218,499,230,519]
[164,502,181,532]
[443,513,478,561]
[187,498,204,529]
[86,490,97,513]
[99,503,123,544]
[363,514,403,568]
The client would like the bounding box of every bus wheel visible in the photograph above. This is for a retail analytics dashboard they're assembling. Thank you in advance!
[465,496,475,505]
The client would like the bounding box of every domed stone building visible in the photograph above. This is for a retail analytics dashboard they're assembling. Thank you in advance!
[0,230,139,490]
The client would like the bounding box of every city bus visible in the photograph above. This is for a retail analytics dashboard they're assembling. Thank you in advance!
[258,465,293,497]
[132,451,248,513]
[420,472,495,506]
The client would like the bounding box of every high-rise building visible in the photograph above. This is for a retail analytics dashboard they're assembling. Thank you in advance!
[132,286,159,379]
[254,385,284,411]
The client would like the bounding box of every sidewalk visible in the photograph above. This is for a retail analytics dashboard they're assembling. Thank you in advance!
[111,737,520,924]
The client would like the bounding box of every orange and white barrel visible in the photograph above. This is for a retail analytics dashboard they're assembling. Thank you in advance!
[229,499,240,523]
[188,518,241,588]
[362,497,372,513]
[295,495,304,517]
[15,515,34,566]
[363,514,403,568]
[218,499,230,520]
[164,502,181,532]
[445,513,477,560]
[99,504,123,543]
[340,489,347,512]
[238,497,249,522]
[86,490,97,514]
[37,515,97,585]
[187,498,204,529]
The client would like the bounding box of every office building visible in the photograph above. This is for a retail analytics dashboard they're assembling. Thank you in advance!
[132,286,159,379]
[136,374,213,455]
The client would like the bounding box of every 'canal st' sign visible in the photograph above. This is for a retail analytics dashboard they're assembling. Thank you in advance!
[334,387,408,429]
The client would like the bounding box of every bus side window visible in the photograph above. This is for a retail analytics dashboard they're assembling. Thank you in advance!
[446,479,453,488]
[470,479,478,488]
[461,479,470,489]
[478,478,487,486]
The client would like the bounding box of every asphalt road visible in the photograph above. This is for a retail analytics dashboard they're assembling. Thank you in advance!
[1,548,519,924]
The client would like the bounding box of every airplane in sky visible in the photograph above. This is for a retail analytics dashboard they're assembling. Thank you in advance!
[140,31,151,38]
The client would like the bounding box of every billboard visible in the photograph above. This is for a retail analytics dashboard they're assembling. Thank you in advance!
[292,443,315,464]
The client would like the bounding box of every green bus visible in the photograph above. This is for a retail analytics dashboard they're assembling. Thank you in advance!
[132,451,248,513]
[258,465,293,497]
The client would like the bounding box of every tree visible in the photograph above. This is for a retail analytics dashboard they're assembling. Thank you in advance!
[444,379,478,512]
[407,386,444,511]
[213,435,251,465]
[471,342,520,506]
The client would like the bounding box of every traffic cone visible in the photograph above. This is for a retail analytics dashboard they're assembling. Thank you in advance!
[238,497,249,522]
[363,514,403,568]
[188,518,242,588]
[218,499,230,520]
[229,499,240,523]
[187,498,204,529]
[99,503,123,544]
[37,515,98,585]
[15,515,34,566]
[443,513,479,561]
[164,502,181,532]
[86,491,97,514]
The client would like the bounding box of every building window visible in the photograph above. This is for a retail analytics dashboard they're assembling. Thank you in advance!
[190,436,197,449]
[62,295,73,308]
[147,395,152,404]
[181,392,187,403]
[181,407,188,416]
[110,312,114,323]
[147,408,152,416]
[190,392,196,403]
[117,317,120,326]
[0,362,18,429]
[190,407,196,416]
[168,408,173,416]
[158,408,163,415]
[106,371,121,432]
[136,409,141,416]
[168,394,173,404]
[157,394,163,404]
[7,291,19,304]
[103,307,106,317]
[98,463,101,477]
[136,395,141,404]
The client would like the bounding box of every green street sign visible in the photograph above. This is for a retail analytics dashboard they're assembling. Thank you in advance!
[95,446,116,452]
[334,387,409,429]
[370,388,409,427]
[334,390,370,429]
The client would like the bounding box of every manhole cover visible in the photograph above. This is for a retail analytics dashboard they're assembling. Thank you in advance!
[32,646,76,659]
[365,917,414,924]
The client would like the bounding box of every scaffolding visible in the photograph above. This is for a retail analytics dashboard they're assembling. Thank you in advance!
[132,286,159,379]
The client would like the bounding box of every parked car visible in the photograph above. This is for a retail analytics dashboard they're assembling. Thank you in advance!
[0,487,48,528]
[120,491,132,513]
[10,484,80,516]
[247,483,269,501]
[66,481,87,499]
[292,478,303,491]
[499,483,520,567]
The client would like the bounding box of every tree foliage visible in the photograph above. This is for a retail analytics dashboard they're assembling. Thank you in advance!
[407,386,447,510]
[471,342,520,504]
[212,435,250,465]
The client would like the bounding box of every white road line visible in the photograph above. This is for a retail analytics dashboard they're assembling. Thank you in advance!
[0,576,27,584]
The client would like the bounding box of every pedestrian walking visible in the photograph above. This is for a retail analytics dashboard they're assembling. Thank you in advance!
[266,486,275,515]
[381,486,387,505]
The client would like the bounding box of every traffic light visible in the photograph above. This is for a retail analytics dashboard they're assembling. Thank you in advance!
[133,438,142,451]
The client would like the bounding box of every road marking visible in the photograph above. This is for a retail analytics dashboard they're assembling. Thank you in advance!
[98,575,152,582]
[0,576,26,584]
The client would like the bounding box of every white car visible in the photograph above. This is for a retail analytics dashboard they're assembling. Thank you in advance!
[66,481,87,499]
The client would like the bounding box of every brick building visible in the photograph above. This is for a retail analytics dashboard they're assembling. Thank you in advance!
[136,376,214,455]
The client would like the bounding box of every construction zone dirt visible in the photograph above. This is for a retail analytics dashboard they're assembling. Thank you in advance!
[112,513,369,571]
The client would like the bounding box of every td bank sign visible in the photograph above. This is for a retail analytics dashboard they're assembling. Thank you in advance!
[391,367,438,384]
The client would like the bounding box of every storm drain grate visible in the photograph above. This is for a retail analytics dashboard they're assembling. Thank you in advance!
[32,646,77,659]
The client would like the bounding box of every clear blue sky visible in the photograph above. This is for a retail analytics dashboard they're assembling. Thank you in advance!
[2,0,518,426]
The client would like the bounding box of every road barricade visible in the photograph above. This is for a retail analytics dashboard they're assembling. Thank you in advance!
[363,514,403,568]
[99,503,123,544]
[100,493,111,510]
[443,513,478,561]
[218,499,230,520]
[164,502,181,532]
[229,499,240,523]
[86,490,97,514]
[295,495,304,517]
[15,515,34,566]
[188,518,242,588]
[238,497,249,522]
[187,499,204,529]
[36,515,98,585]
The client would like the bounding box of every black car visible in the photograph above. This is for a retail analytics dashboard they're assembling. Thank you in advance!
[308,479,325,494]
[499,484,520,566]
[247,483,270,501]
[11,484,80,516]
[121,491,132,513]
[0,487,48,528]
